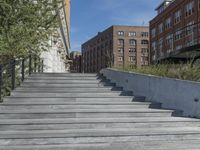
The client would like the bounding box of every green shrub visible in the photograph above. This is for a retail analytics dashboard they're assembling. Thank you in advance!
[113,63,200,82]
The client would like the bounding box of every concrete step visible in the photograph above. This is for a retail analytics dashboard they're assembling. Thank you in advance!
[14,87,123,92]
[1,140,200,150]
[11,91,133,98]
[0,101,154,105]
[24,79,103,84]
[0,109,174,119]
[0,144,110,150]
[3,97,134,104]
[27,76,101,80]
[1,122,200,131]
[0,127,200,140]
[30,73,98,77]
[0,119,199,131]
[0,103,158,110]
[0,117,196,125]
[0,108,174,114]
[108,141,200,150]
[10,92,133,97]
[20,83,116,88]
[11,90,131,95]
[1,137,200,147]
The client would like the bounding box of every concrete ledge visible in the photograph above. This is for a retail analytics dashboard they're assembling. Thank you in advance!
[100,68,200,118]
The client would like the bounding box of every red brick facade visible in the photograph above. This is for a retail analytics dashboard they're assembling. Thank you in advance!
[70,52,82,73]
[82,26,149,73]
[150,0,200,63]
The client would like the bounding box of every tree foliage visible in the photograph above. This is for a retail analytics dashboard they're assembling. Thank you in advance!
[0,0,63,62]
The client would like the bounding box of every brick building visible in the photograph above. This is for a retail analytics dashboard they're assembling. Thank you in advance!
[81,25,149,73]
[150,0,200,64]
[70,51,82,73]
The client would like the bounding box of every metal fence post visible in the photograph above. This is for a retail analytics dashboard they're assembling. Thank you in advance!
[38,57,41,73]
[42,59,44,73]
[21,59,25,81]
[0,65,2,102]
[34,56,37,73]
[11,59,16,90]
[29,55,32,75]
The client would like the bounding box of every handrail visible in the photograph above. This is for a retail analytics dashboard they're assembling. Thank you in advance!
[0,55,44,102]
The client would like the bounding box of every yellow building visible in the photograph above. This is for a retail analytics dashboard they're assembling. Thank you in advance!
[41,0,71,72]
[59,0,71,56]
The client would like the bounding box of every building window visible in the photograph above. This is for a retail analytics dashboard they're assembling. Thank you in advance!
[118,31,124,36]
[141,57,149,66]
[152,41,157,51]
[129,48,136,53]
[158,38,163,57]
[118,56,123,62]
[175,28,182,41]
[129,56,134,62]
[185,1,194,17]
[129,32,136,37]
[118,47,124,53]
[176,45,183,50]
[152,54,156,61]
[186,21,194,35]
[141,40,149,45]
[141,48,148,53]
[166,34,173,51]
[141,32,148,37]
[129,39,136,46]
[174,10,182,24]
[151,28,156,37]
[118,39,124,45]
[158,23,163,34]
[165,17,172,29]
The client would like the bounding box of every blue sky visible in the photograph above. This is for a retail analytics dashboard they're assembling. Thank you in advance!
[70,0,162,51]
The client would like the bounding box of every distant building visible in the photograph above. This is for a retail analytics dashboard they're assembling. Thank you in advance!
[70,51,81,59]
[70,51,82,73]
[150,0,200,64]
[81,25,149,73]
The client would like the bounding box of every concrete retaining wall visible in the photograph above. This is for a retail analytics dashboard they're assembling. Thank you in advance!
[100,68,200,118]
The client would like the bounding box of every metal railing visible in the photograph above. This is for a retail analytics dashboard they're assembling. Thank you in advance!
[0,55,44,102]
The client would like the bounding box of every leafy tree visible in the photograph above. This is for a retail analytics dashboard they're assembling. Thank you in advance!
[0,0,63,63]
